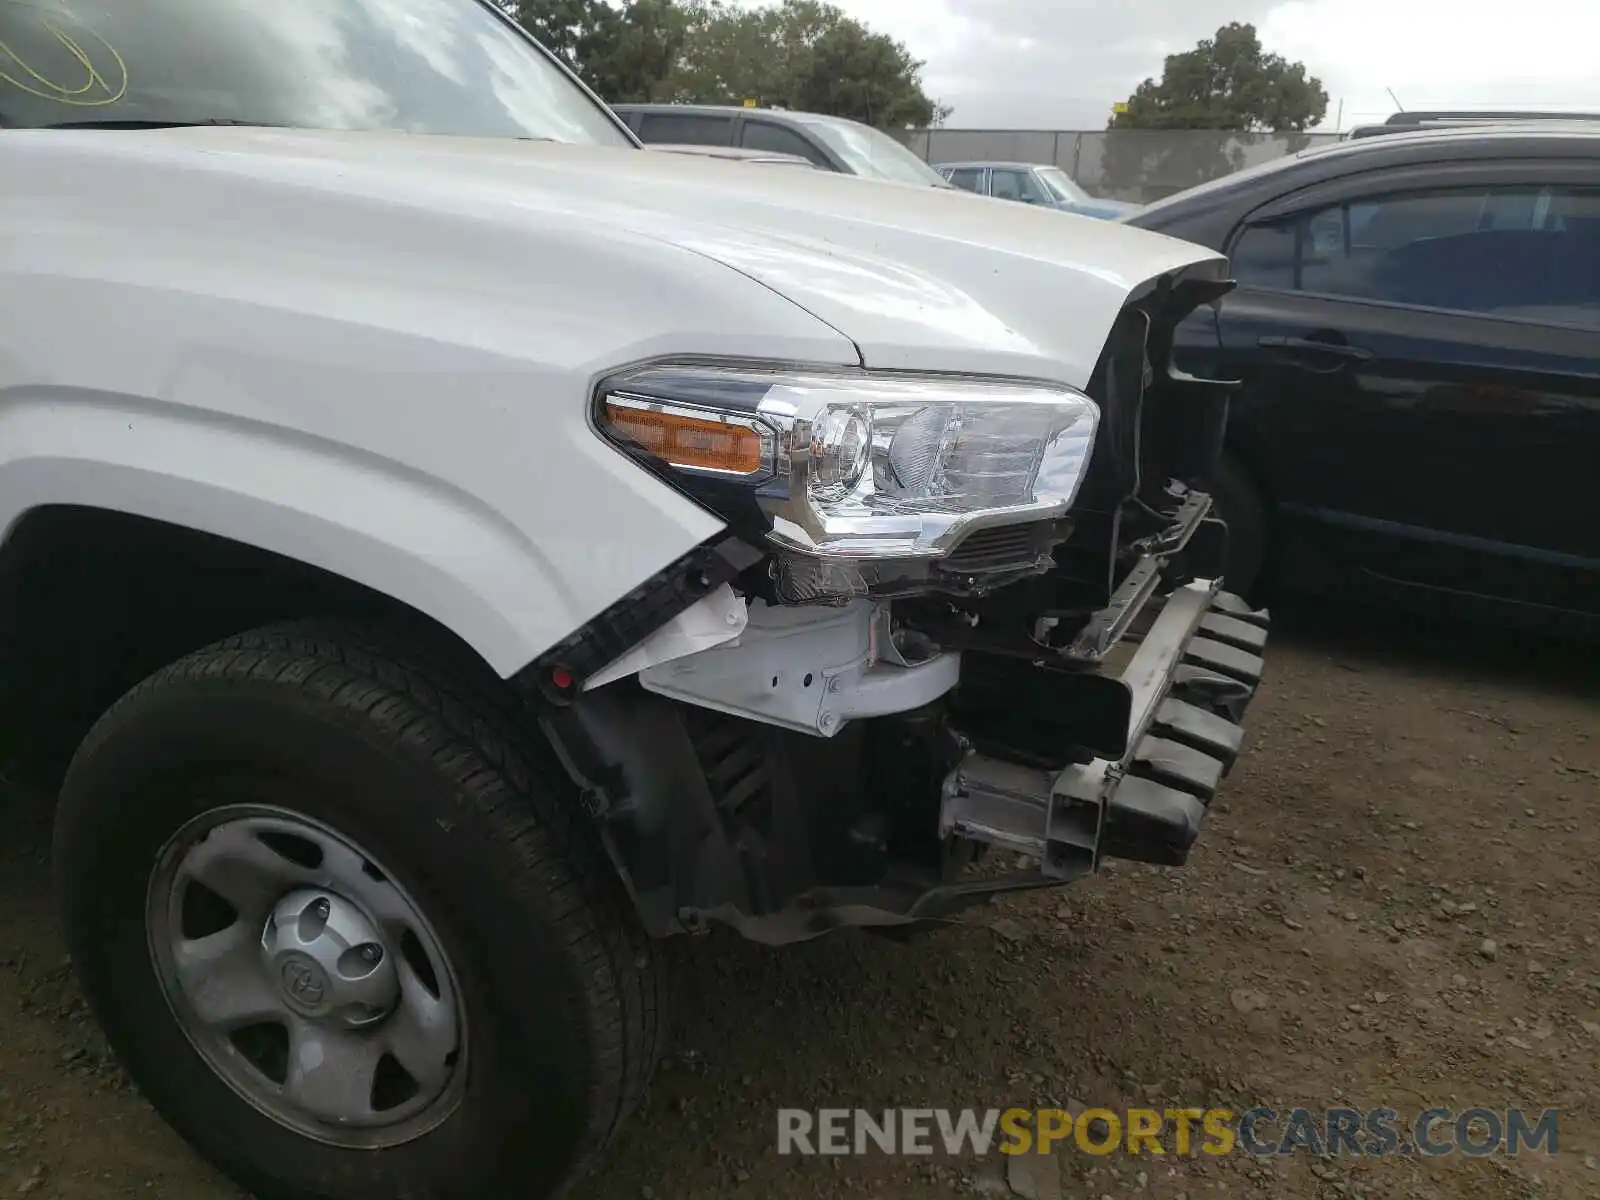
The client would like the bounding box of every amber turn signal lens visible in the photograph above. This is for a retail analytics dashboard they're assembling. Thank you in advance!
[603,401,767,475]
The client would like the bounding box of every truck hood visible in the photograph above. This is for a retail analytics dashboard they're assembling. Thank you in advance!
[24,128,1225,387]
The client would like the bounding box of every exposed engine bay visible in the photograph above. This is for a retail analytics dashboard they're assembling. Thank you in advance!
[514,264,1271,943]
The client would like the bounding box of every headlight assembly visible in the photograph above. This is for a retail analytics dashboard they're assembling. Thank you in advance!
[596,364,1100,569]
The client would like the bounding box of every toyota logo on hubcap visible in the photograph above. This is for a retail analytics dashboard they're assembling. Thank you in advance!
[280,956,327,1005]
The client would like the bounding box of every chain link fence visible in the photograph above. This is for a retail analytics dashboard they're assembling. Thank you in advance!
[901,129,1345,204]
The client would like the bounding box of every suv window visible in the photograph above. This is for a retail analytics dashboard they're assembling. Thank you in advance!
[739,120,828,166]
[944,167,985,193]
[991,169,1050,205]
[1231,185,1600,329]
[635,112,732,147]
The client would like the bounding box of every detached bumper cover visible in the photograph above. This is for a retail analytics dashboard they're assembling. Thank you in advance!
[940,579,1269,874]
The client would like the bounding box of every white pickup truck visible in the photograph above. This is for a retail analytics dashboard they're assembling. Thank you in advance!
[0,1,1270,1197]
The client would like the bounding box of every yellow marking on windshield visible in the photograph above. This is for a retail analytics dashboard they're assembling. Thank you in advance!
[0,12,127,106]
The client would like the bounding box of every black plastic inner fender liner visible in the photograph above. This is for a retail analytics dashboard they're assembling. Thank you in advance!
[539,681,967,940]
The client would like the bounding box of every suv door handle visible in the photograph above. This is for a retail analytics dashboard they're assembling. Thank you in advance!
[1258,335,1374,362]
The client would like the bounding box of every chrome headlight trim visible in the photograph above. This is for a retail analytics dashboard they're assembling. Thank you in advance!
[594,362,1100,561]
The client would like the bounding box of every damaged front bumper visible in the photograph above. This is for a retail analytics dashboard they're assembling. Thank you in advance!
[941,578,1269,876]
[530,523,1270,946]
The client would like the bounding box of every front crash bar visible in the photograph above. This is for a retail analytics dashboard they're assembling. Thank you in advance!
[939,579,1270,875]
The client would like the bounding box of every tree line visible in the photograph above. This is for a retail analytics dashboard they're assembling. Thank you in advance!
[500,0,949,129]
[496,6,1330,150]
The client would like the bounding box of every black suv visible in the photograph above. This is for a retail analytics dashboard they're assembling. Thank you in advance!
[1125,123,1600,629]
[1348,109,1600,139]
[611,103,952,189]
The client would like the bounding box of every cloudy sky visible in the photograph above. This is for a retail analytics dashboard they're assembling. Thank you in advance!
[795,0,1600,130]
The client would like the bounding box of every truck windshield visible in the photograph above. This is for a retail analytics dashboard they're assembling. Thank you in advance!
[1036,166,1090,205]
[791,114,949,188]
[0,0,633,145]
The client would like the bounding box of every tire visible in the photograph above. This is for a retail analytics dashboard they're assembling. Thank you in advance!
[52,619,667,1200]
[1211,454,1268,600]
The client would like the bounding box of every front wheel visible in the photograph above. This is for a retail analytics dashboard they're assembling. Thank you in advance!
[53,621,667,1200]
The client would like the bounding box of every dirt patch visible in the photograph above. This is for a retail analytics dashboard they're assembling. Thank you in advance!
[2,603,1596,1199]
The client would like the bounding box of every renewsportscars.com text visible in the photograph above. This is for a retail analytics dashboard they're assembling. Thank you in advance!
[777,1106,1559,1158]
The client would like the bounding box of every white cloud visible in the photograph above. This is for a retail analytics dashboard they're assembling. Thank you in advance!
[1260,0,1600,128]
[786,0,1600,130]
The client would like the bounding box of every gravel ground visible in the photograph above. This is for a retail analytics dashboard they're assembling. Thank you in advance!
[1,602,1596,1200]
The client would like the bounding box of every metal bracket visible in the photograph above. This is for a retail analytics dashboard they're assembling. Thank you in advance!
[1061,555,1161,661]
[1060,490,1214,664]
[638,599,960,737]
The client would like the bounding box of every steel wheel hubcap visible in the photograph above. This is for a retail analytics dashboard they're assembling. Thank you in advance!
[146,804,467,1148]
[262,889,398,1025]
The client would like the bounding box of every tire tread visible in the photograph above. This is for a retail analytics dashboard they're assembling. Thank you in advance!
[66,616,667,1191]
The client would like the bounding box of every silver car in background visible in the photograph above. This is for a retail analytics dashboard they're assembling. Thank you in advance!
[935,160,1141,219]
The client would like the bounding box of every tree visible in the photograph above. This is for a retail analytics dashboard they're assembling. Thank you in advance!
[1100,24,1327,204]
[504,0,944,129]
[1109,22,1328,132]
[790,14,941,127]
[507,0,685,101]
[578,0,692,103]
[509,0,601,68]
[655,0,787,105]
[664,0,943,127]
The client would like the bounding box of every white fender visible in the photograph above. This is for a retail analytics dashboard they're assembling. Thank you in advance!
[0,131,861,675]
